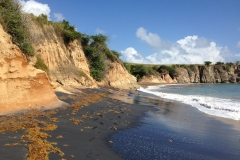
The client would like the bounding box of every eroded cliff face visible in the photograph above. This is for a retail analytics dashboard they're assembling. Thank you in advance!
[28,21,97,88]
[199,65,239,83]
[139,64,240,85]
[28,20,139,89]
[98,62,139,89]
[0,25,61,115]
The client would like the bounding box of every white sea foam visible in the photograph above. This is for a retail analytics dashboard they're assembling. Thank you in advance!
[138,86,240,121]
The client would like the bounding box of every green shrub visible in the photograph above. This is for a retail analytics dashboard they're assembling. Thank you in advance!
[52,20,81,44]
[128,64,159,81]
[226,62,234,66]
[123,63,131,73]
[84,45,105,81]
[90,54,105,71]
[204,61,212,65]
[90,69,103,82]
[157,65,177,78]
[225,63,233,72]
[91,34,108,44]
[111,50,121,58]
[82,34,122,81]
[81,34,91,47]
[21,42,35,56]
[215,62,224,65]
[34,55,48,73]
[226,65,230,72]
[34,14,49,26]
[84,46,96,58]
[105,50,118,62]
[152,65,159,71]
[62,20,81,43]
[0,0,35,56]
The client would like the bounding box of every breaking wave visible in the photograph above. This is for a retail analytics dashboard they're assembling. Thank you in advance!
[138,86,240,121]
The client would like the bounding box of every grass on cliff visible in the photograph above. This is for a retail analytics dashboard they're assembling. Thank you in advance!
[34,55,49,74]
[0,0,34,56]
[124,63,179,81]
[31,15,121,82]
[82,34,121,81]
[52,20,81,44]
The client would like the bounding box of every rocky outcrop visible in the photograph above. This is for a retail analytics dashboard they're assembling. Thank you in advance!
[28,21,97,88]
[98,62,139,89]
[0,25,62,115]
[175,67,190,83]
[199,66,216,83]
[198,65,238,83]
[213,65,230,83]
[139,64,240,85]
[27,20,139,90]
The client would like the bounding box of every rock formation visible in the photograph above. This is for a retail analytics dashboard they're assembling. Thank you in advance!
[28,21,97,88]
[98,62,139,89]
[27,20,139,90]
[139,64,240,84]
[0,25,62,115]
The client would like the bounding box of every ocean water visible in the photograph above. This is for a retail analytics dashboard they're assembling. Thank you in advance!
[110,84,240,160]
[138,84,240,120]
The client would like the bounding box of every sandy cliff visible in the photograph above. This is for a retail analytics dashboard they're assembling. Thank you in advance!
[28,20,139,89]
[139,74,175,84]
[28,21,97,88]
[98,62,139,89]
[0,25,62,115]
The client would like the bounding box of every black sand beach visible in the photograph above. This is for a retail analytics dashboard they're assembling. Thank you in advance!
[0,87,240,160]
[0,87,154,160]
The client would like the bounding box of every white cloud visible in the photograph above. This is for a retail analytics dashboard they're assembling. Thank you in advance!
[96,28,106,35]
[237,41,240,48]
[136,27,161,48]
[54,13,64,21]
[20,0,51,18]
[121,27,231,64]
[121,47,148,64]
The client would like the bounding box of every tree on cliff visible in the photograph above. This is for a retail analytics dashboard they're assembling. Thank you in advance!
[62,20,81,43]
[215,62,224,65]
[204,61,212,65]
[82,34,121,81]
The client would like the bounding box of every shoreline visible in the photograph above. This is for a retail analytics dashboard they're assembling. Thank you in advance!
[0,86,240,159]
[109,89,240,159]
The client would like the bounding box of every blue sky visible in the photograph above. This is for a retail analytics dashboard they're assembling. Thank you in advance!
[20,0,240,64]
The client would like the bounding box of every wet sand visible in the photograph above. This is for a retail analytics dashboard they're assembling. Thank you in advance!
[110,90,240,159]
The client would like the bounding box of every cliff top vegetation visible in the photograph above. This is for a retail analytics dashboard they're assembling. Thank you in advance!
[124,62,240,81]
[0,0,34,56]
[0,0,122,82]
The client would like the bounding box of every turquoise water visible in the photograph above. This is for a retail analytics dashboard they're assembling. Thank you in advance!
[151,84,240,100]
[139,84,240,120]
